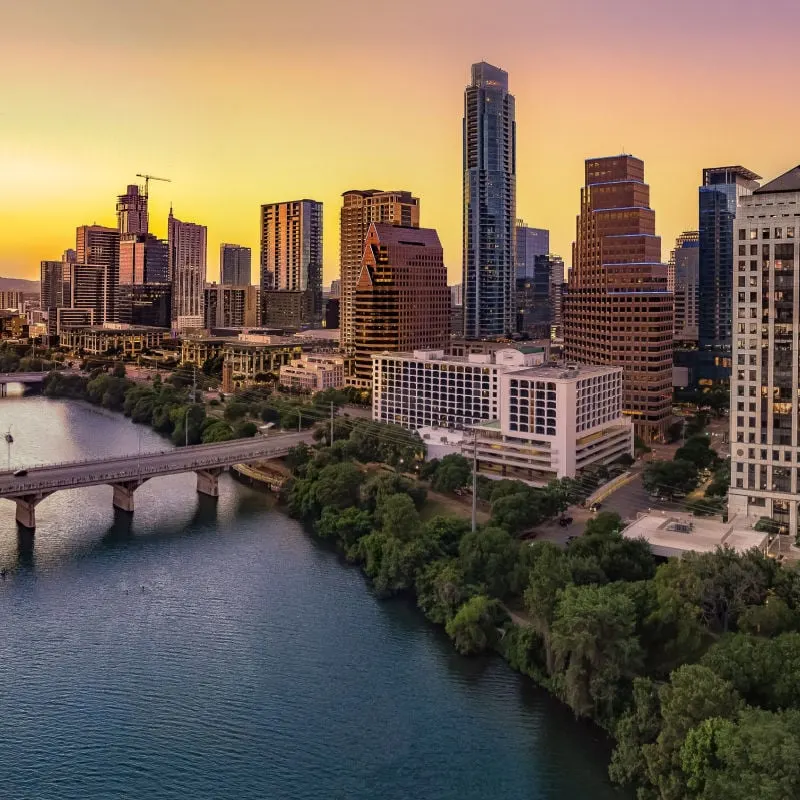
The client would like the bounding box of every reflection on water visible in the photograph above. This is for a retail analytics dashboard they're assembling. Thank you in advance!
[0,396,626,800]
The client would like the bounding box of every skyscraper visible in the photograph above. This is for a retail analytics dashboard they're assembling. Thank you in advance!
[339,190,420,348]
[728,165,800,535]
[220,243,252,285]
[698,166,761,382]
[260,200,322,326]
[563,155,673,442]
[40,260,68,313]
[463,61,516,339]
[515,221,549,276]
[76,224,119,323]
[116,184,148,236]
[168,208,207,324]
[516,253,564,339]
[353,223,449,384]
[119,234,169,285]
[670,231,700,343]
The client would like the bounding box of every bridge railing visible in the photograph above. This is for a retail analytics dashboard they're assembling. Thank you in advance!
[2,444,297,495]
[0,434,304,474]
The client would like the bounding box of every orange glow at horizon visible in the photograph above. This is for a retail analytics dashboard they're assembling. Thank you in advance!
[1,0,798,286]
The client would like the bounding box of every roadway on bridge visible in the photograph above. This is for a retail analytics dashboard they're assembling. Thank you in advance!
[0,431,312,498]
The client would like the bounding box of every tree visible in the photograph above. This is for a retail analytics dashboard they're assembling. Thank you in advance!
[584,511,623,537]
[112,362,126,378]
[680,708,800,800]
[233,420,258,438]
[701,632,800,711]
[315,506,374,549]
[550,583,643,725]
[285,442,312,475]
[430,454,471,492]
[224,399,250,421]
[705,459,731,499]
[638,665,743,800]
[642,459,699,499]
[377,493,421,541]
[312,462,364,511]
[675,435,719,471]
[421,515,471,557]
[524,542,572,674]
[416,558,472,624]
[458,526,519,599]
[445,595,499,655]
[201,420,235,443]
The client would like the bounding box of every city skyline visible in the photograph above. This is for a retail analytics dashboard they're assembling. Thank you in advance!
[3,0,799,284]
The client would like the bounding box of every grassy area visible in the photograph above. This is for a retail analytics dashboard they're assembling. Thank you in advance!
[422,490,490,524]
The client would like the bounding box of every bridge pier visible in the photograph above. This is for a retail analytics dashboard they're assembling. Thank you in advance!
[111,479,147,513]
[0,384,6,397]
[196,468,224,498]
[14,493,50,530]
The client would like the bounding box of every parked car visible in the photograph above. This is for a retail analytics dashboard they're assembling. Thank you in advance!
[558,516,573,527]
[589,502,602,512]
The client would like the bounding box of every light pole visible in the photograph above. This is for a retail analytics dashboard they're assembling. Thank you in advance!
[184,406,191,447]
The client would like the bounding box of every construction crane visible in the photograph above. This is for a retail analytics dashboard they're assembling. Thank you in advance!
[135,173,171,198]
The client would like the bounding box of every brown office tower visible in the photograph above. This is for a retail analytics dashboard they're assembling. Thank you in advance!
[353,223,448,386]
[563,155,673,442]
[340,190,420,350]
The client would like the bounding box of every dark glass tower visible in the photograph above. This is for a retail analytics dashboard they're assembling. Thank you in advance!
[697,166,760,382]
[463,62,516,339]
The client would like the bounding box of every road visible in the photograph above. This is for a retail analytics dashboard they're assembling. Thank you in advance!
[0,431,313,498]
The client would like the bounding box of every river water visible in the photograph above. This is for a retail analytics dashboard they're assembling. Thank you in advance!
[0,395,624,799]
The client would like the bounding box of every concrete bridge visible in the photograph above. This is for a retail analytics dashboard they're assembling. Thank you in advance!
[0,431,312,529]
[0,370,81,395]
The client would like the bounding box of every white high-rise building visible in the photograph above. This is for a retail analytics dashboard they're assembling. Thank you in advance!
[168,208,207,324]
[729,165,800,534]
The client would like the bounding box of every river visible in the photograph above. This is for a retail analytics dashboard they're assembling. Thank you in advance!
[0,394,625,799]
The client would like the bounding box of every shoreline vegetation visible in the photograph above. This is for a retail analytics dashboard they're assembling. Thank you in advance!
[282,434,800,799]
[40,368,800,797]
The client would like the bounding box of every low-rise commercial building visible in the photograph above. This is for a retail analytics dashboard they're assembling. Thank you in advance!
[469,364,633,483]
[204,283,259,329]
[279,355,345,392]
[372,347,546,430]
[61,324,171,356]
[181,334,300,380]
[622,512,767,558]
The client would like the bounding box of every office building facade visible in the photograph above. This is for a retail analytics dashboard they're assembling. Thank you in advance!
[516,253,563,339]
[697,166,761,383]
[119,234,169,285]
[76,224,119,323]
[471,364,632,483]
[168,208,207,324]
[339,190,420,348]
[463,62,516,339]
[670,231,700,343]
[372,347,545,430]
[353,223,448,384]
[515,221,549,276]
[117,284,172,328]
[220,243,251,285]
[563,155,673,441]
[204,283,259,329]
[260,200,322,326]
[728,166,800,534]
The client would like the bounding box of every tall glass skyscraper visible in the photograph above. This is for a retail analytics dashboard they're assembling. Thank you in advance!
[463,62,516,339]
[697,166,760,382]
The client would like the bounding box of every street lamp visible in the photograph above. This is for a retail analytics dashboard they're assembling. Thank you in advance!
[184,406,191,447]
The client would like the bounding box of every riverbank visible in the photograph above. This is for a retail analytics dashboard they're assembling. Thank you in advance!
[281,436,800,798]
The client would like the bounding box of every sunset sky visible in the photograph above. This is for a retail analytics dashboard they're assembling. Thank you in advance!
[1,0,798,286]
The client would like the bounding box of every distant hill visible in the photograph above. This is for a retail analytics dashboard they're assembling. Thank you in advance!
[0,277,39,295]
